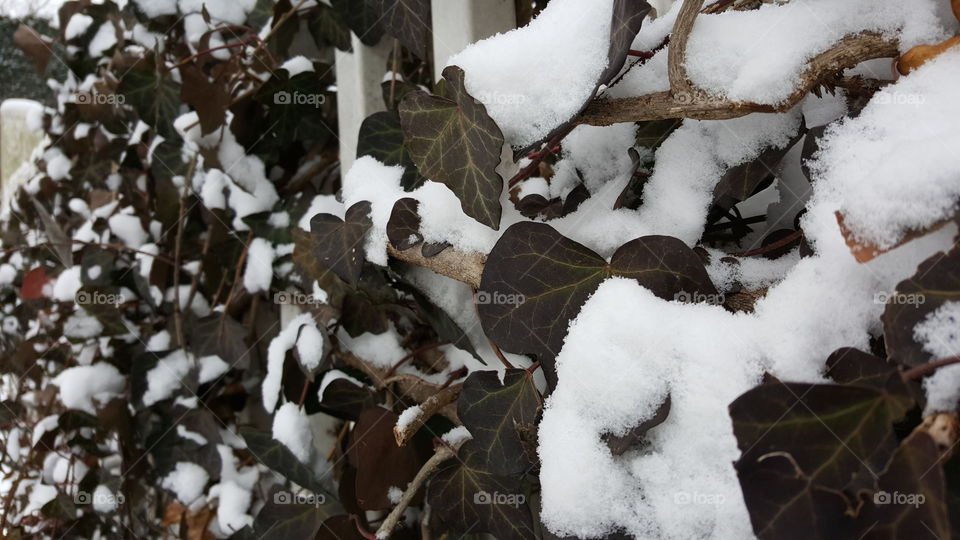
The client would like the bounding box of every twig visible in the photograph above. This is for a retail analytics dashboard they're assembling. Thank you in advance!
[507,124,575,188]
[393,385,462,447]
[486,337,515,370]
[375,444,458,539]
[578,32,899,125]
[731,230,803,258]
[387,244,486,289]
[667,0,704,97]
[385,341,449,378]
[901,356,960,381]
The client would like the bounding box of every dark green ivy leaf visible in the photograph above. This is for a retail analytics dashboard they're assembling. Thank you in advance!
[240,427,336,500]
[330,0,384,46]
[458,369,542,475]
[427,441,537,539]
[302,201,373,288]
[374,0,431,59]
[357,111,423,190]
[400,66,505,229]
[883,246,960,367]
[477,222,716,383]
[824,347,917,420]
[117,62,181,140]
[386,198,423,251]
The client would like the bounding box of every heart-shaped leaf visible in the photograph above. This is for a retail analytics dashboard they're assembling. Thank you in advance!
[427,441,537,539]
[347,407,426,510]
[824,347,917,420]
[477,222,716,383]
[330,0,384,46]
[240,427,336,500]
[730,382,898,492]
[358,112,424,190]
[400,66,505,229]
[458,369,542,475]
[301,201,372,288]
[118,61,181,139]
[375,0,431,59]
[883,246,960,367]
[598,0,653,86]
[386,198,423,251]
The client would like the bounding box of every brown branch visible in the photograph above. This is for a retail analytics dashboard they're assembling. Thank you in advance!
[392,385,462,447]
[667,0,705,97]
[387,244,486,289]
[375,443,459,539]
[901,355,960,381]
[578,32,899,125]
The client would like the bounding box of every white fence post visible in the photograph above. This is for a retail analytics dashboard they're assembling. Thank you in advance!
[335,35,392,180]
[0,99,44,201]
[430,0,517,81]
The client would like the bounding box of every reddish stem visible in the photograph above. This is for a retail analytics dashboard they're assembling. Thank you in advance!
[901,356,960,381]
[384,341,449,378]
[527,360,541,374]
[731,230,803,258]
[508,126,575,188]
[351,515,378,540]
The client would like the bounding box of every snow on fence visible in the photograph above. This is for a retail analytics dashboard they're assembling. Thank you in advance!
[334,0,517,179]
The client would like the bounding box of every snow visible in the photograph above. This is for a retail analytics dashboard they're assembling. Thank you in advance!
[52,266,82,302]
[198,354,230,384]
[396,405,422,432]
[281,56,314,76]
[63,312,104,339]
[441,425,472,447]
[134,0,177,18]
[298,194,344,231]
[92,485,119,513]
[108,213,148,248]
[272,402,312,463]
[52,363,125,414]
[262,313,324,412]
[336,323,406,369]
[448,0,618,147]
[177,425,208,445]
[317,369,366,399]
[64,14,93,40]
[243,238,275,293]
[208,444,258,533]
[88,23,118,57]
[684,0,947,104]
[915,301,960,359]
[809,48,960,250]
[142,350,194,406]
[162,462,209,505]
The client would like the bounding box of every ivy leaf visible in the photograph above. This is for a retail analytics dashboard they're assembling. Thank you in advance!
[386,198,423,251]
[458,370,542,475]
[187,314,251,369]
[302,201,373,288]
[477,222,716,383]
[240,427,334,499]
[13,24,52,74]
[856,432,950,539]
[603,394,670,455]
[712,129,803,212]
[255,68,334,151]
[400,66,505,229]
[331,0,384,46]
[730,382,898,492]
[178,62,230,135]
[598,0,653,86]
[118,61,181,139]
[427,441,537,539]
[824,347,917,420]
[375,0,431,59]
[737,452,855,540]
[347,407,426,510]
[357,112,423,190]
[317,378,377,421]
[883,246,960,367]
[307,2,351,52]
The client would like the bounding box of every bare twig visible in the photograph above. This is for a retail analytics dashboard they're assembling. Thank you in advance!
[901,356,960,381]
[387,244,486,289]
[667,0,705,97]
[393,385,463,447]
[578,32,899,125]
[375,444,459,539]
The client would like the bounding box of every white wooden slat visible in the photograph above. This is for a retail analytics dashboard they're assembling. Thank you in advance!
[430,0,517,81]
[334,34,392,180]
